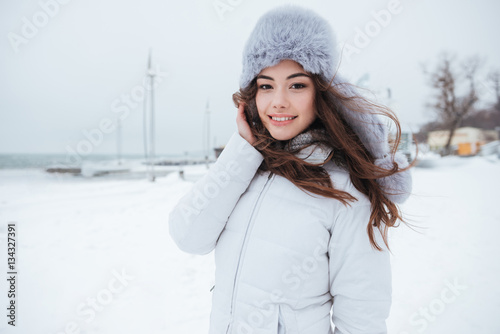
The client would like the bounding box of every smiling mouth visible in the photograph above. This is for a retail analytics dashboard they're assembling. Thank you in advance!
[269,116,297,121]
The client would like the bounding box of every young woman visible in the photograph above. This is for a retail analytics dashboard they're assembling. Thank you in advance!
[169,5,413,334]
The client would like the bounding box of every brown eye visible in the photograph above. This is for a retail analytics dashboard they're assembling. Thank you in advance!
[259,84,272,90]
[291,83,306,89]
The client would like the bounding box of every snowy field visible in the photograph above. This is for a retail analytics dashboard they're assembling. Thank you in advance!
[0,155,499,334]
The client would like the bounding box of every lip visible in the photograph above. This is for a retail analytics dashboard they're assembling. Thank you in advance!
[268,114,297,126]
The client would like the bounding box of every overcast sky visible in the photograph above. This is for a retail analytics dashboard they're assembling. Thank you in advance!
[1,0,499,156]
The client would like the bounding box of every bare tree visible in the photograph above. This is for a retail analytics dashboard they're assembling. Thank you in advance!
[487,69,500,112]
[422,52,481,155]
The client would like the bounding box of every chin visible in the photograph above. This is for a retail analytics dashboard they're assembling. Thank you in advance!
[267,128,301,141]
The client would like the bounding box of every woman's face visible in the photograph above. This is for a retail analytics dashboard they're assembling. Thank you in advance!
[255,59,317,141]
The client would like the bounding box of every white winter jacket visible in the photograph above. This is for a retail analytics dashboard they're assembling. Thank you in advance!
[169,132,392,334]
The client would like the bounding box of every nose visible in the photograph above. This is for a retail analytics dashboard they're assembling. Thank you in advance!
[272,87,289,109]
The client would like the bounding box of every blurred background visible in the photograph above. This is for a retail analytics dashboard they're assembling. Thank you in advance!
[0,0,499,333]
[1,0,499,159]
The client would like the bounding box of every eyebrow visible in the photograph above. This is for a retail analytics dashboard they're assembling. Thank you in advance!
[256,73,311,81]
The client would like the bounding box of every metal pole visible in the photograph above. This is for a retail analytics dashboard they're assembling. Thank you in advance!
[143,76,150,180]
[205,99,210,168]
[117,117,122,165]
[150,70,156,182]
[143,48,156,182]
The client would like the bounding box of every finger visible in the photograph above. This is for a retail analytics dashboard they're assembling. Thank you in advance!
[236,107,244,123]
[237,103,245,116]
[236,104,247,123]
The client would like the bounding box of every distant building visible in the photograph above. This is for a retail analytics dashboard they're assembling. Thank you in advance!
[428,127,499,156]
[388,125,416,162]
[397,129,416,162]
[214,146,224,159]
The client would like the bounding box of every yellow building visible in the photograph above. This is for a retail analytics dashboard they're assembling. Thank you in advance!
[428,127,499,155]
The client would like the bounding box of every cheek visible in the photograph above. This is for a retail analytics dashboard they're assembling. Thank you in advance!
[299,93,316,120]
[255,94,268,120]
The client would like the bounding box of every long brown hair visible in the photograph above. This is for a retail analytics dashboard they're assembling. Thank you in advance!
[232,71,416,251]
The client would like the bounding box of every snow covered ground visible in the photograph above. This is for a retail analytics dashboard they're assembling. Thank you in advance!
[0,155,499,334]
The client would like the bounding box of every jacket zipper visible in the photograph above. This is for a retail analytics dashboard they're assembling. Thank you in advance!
[226,171,274,333]
[278,304,285,333]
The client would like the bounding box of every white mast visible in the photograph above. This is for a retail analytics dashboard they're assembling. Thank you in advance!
[203,99,211,168]
[116,116,122,165]
[143,48,156,182]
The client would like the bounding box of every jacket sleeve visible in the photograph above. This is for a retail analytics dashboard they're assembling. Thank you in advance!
[168,131,264,255]
[328,203,392,334]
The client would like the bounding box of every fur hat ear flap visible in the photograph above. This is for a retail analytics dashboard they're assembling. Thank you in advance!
[374,152,412,204]
[332,75,413,204]
[331,74,390,159]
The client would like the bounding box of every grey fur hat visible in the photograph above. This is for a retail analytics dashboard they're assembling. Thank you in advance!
[239,4,412,204]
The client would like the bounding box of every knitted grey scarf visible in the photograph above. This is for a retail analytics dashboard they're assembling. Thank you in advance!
[284,129,336,165]
[284,128,350,168]
[286,129,326,150]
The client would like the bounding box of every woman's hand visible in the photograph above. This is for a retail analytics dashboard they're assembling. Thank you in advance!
[236,103,257,146]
